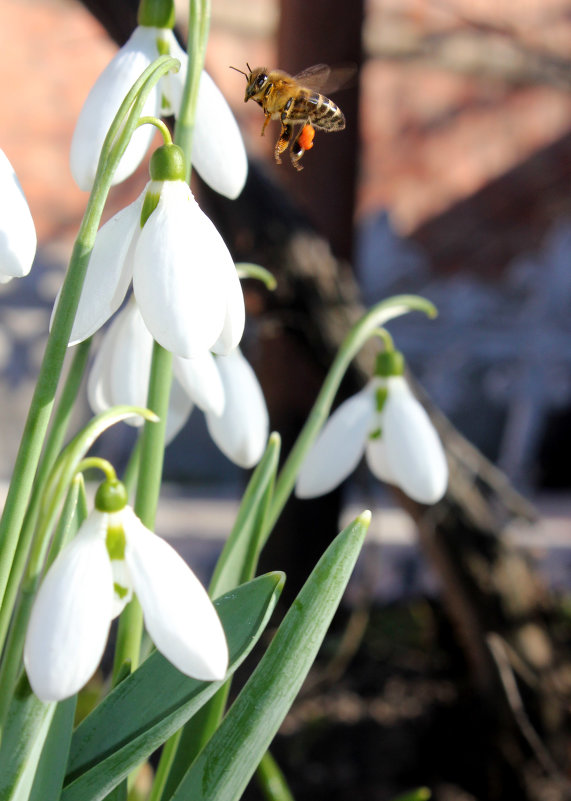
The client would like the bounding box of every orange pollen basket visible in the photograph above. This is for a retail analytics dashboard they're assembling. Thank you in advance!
[298,124,315,151]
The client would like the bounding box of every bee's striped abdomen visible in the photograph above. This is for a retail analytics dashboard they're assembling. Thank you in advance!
[292,90,346,131]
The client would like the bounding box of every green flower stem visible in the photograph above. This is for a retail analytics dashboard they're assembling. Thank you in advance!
[136,115,173,145]
[236,263,277,291]
[256,751,296,801]
[264,295,437,539]
[174,0,210,180]
[142,6,213,795]
[0,55,179,619]
[0,338,91,654]
[75,457,117,481]
[375,327,395,351]
[112,0,211,684]
[113,343,173,681]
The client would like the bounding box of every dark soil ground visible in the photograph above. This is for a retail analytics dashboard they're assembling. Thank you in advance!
[242,600,571,801]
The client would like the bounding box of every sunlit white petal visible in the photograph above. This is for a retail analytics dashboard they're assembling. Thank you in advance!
[70,27,161,190]
[173,351,225,416]
[0,149,36,279]
[133,181,228,357]
[24,512,113,702]
[166,378,195,443]
[205,349,268,468]
[210,259,245,355]
[110,558,133,618]
[87,302,193,443]
[123,508,228,680]
[191,71,248,199]
[295,386,375,498]
[380,376,448,503]
[364,429,398,485]
[54,193,143,345]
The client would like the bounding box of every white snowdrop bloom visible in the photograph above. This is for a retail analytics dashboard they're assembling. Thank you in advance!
[296,370,448,505]
[87,304,268,468]
[0,149,36,281]
[56,145,245,358]
[70,26,247,199]
[24,496,228,702]
[89,301,190,443]
[205,348,269,469]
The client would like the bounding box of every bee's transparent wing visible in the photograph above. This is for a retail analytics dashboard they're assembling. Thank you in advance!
[294,64,356,94]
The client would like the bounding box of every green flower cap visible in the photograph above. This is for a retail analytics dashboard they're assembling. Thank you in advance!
[95,478,128,513]
[374,349,405,377]
[138,0,175,29]
[150,143,186,182]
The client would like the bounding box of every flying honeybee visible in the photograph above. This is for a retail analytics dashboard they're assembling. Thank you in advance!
[230,63,353,171]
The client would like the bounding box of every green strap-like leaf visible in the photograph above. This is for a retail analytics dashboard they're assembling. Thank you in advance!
[29,697,77,801]
[0,675,56,801]
[168,511,371,801]
[209,433,280,598]
[62,572,284,801]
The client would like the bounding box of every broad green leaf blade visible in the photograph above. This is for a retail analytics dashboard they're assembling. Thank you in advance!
[209,433,280,598]
[157,436,281,799]
[0,675,56,801]
[62,572,284,801]
[169,511,371,801]
[29,696,76,801]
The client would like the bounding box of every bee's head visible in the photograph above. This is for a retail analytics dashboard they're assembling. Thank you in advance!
[230,64,269,102]
[245,67,269,102]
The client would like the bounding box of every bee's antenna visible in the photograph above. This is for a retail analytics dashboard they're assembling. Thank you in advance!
[229,65,249,79]
[246,62,252,73]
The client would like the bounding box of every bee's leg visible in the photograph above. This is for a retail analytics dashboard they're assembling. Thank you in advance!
[260,113,271,137]
[290,131,306,172]
[274,122,293,165]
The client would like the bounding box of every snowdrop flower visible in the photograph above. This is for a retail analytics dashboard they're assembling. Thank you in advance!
[296,351,448,504]
[70,6,247,198]
[204,347,269,469]
[24,478,228,702]
[87,302,269,466]
[57,143,245,359]
[88,300,224,444]
[0,149,36,282]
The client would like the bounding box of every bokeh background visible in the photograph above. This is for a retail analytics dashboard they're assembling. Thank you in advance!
[3,1,571,799]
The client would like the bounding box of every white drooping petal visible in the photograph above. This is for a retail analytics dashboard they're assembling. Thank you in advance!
[0,149,37,279]
[210,259,245,355]
[88,301,153,421]
[364,425,398,485]
[191,71,248,200]
[24,512,114,702]
[87,310,121,416]
[133,181,229,358]
[375,376,448,504]
[70,26,161,190]
[54,192,143,345]
[165,376,195,444]
[123,508,228,681]
[173,351,225,416]
[205,349,268,468]
[295,386,375,499]
[87,301,193,444]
